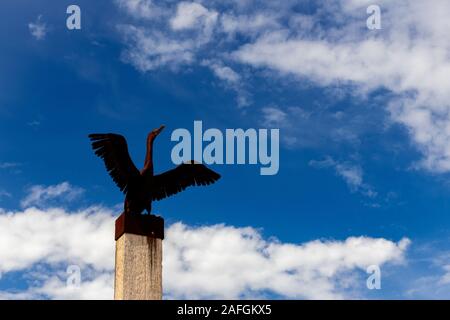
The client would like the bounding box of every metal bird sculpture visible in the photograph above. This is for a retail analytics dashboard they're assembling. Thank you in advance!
[88,126,221,215]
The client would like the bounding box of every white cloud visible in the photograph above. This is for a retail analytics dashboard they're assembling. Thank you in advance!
[0,205,409,299]
[220,13,279,38]
[0,206,114,273]
[170,2,218,33]
[20,182,85,208]
[31,273,114,300]
[440,265,450,285]
[261,107,287,127]
[165,222,408,299]
[405,251,450,299]
[0,190,12,199]
[28,15,47,40]
[118,2,219,73]
[0,162,20,169]
[206,61,240,84]
[0,205,115,300]
[115,0,162,19]
[0,270,114,300]
[116,1,247,105]
[202,60,250,107]
[27,120,41,127]
[432,252,450,286]
[119,25,195,72]
[115,0,450,173]
[260,105,375,149]
[232,0,450,173]
[310,157,377,198]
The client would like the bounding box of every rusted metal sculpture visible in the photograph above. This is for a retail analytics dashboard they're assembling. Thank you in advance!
[89,125,220,215]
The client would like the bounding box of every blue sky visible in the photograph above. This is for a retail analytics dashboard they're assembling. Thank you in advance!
[1,0,450,299]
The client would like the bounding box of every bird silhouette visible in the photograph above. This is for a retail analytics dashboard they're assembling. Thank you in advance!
[88,125,221,215]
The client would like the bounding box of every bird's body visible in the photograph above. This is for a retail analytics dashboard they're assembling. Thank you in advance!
[89,126,220,215]
[124,175,153,214]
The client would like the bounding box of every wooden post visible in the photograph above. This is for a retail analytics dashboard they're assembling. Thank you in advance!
[114,213,164,300]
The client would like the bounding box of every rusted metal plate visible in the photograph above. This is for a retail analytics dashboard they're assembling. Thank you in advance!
[115,212,164,241]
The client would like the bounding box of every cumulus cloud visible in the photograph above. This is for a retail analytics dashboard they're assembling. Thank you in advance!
[0,205,409,299]
[20,182,84,208]
[165,222,408,299]
[28,15,47,40]
[0,206,114,273]
[0,271,114,300]
[309,157,377,198]
[29,273,114,300]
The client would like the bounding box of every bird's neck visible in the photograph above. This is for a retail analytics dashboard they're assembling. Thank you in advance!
[142,135,154,176]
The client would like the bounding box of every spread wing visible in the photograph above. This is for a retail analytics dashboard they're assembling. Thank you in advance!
[88,133,140,194]
[151,162,221,201]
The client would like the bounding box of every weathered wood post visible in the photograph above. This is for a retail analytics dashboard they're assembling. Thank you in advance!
[114,213,164,300]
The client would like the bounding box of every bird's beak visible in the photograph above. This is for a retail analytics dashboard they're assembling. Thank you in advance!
[155,125,165,135]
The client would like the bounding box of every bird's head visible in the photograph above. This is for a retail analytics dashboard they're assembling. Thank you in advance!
[148,125,165,140]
